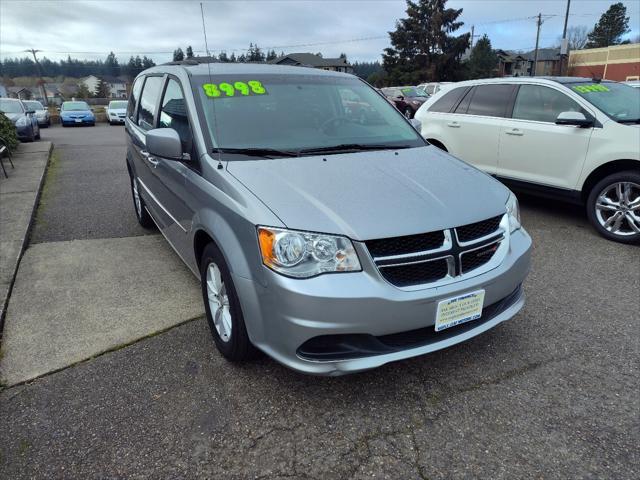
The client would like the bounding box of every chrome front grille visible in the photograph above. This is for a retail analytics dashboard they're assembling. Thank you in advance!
[366,214,507,289]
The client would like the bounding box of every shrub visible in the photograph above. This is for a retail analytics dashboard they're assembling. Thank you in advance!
[0,112,19,151]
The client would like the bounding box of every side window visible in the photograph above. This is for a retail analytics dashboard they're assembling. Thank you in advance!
[137,76,163,131]
[429,87,468,113]
[465,84,514,117]
[512,85,582,123]
[127,76,143,120]
[159,78,193,153]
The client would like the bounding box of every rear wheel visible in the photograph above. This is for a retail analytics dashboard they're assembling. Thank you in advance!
[586,171,640,244]
[200,243,258,362]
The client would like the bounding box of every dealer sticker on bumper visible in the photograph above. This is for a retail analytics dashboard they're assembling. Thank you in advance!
[435,289,485,332]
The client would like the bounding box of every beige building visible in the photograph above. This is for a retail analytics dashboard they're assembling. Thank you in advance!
[569,43,640,81]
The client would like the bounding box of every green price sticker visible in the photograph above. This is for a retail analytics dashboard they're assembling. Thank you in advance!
[203,80,267,98]
[572,84,610,94]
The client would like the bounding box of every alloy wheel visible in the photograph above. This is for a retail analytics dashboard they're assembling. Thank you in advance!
[206,262,232,342]
[594,181,640,237]
[132,178,142,217]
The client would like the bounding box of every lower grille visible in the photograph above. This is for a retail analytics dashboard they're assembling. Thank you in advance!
[379,258,450,287]
[297,285,523,361]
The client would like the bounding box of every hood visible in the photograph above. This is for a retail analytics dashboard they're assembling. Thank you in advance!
[61,109,92,116]
[3,112,22,123]
[227,146,509,240]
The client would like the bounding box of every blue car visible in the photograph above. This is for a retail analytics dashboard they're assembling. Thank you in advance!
[60,101,95,127]
[0,98,40,142]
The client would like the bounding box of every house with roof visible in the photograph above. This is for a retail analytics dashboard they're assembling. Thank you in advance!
[269,53,353,73]
[494,48,561,77]
[79,75,129,98]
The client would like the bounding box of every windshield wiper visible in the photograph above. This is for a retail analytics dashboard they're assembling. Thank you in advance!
[216,147,299,158]
[299,144,414,155]
[617,118,640,124]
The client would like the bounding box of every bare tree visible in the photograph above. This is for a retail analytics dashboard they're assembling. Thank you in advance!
[565,25,590,50]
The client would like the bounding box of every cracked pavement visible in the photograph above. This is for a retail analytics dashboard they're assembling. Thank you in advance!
[1,125,638,479]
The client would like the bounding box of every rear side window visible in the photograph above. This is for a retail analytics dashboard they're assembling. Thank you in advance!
[137,76,164,131]
[127,76,144,120]
[512,85,582,123]
[464,84,514,117]
[429,87,468,113]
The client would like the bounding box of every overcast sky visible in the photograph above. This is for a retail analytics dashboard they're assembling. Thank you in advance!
[1,0,638,64]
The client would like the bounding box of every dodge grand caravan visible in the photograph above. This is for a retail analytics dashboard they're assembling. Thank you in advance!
[125,62,531,375]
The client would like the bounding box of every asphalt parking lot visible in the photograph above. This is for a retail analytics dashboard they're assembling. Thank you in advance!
[0,124,638,479]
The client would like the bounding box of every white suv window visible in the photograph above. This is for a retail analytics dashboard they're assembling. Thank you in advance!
[512,85,581,123]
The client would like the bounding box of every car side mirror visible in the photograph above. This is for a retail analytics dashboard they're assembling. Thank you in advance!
[555,111,593,128]
[56,107,61,112]
[410,118,422,131]
[146,128,184,160]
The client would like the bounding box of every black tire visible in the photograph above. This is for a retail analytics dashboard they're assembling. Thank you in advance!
[130,174,155,229]
[200,243,258,362]
[586,170,640,244]
[35,125,40,140]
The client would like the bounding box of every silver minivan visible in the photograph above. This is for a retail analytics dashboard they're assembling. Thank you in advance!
[125,62,531,375]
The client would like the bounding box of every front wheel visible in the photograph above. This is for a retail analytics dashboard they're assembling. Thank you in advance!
[200,243,258,362]
[130,175,155,229]
[586,171,640,244]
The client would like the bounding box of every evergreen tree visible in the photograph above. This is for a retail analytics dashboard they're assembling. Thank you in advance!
[465,34,498,79]
[266,49,278,61]
[586,2,630,48]
[76,83,91,99]
[229,52,237,62]
[247,43,265,62]
[142,56,155,69]
[104,51,120,77]
[173,48,185,61]
[218,51,229,62]
[382,0,470,85]
[186,46,194,59]
[96,78,111,98]
[237,53,247,63]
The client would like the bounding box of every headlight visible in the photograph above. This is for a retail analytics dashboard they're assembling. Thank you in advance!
[506,191,521,232]
[110,112,117,116]
[16,116,28,126]
[257,227,361,278]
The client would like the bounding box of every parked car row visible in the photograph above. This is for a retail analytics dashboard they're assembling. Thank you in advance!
[0,98,41,142]
[416,76,640,244]
[380,86,430,118]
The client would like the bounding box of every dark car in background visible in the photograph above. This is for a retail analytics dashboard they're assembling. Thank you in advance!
[0,98,40,142]
[381,86,429,118]
[23,100,51,127]
[60,101,95,126]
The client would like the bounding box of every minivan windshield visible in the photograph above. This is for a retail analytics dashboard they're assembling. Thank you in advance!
[109,101,128,109]
[24,101,45,111]
[195,74,425,156]
[62,101,90,111]
[0,99,24,114]
[566,81,640,123]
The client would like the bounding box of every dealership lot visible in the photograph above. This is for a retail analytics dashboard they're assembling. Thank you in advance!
[0,125,638,479]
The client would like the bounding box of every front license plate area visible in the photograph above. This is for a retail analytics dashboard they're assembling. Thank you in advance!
[75,119,82,123]
[435,290,485,332]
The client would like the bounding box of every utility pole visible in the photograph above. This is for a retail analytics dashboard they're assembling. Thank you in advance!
[531,14,542,76]
[24,48,50,106]
[470,25,475,48]
[560,0,571,75]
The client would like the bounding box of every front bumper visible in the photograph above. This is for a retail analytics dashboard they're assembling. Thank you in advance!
[15,124,33,140]
[36,115,49,125]
[234,228,532,375]
[109,116,126,123]
[61,117,94,125]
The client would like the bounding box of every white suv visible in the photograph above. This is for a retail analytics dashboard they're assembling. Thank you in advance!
[416,77,640,244]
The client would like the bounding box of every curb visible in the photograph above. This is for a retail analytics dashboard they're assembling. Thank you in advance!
[0,142,54,335]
